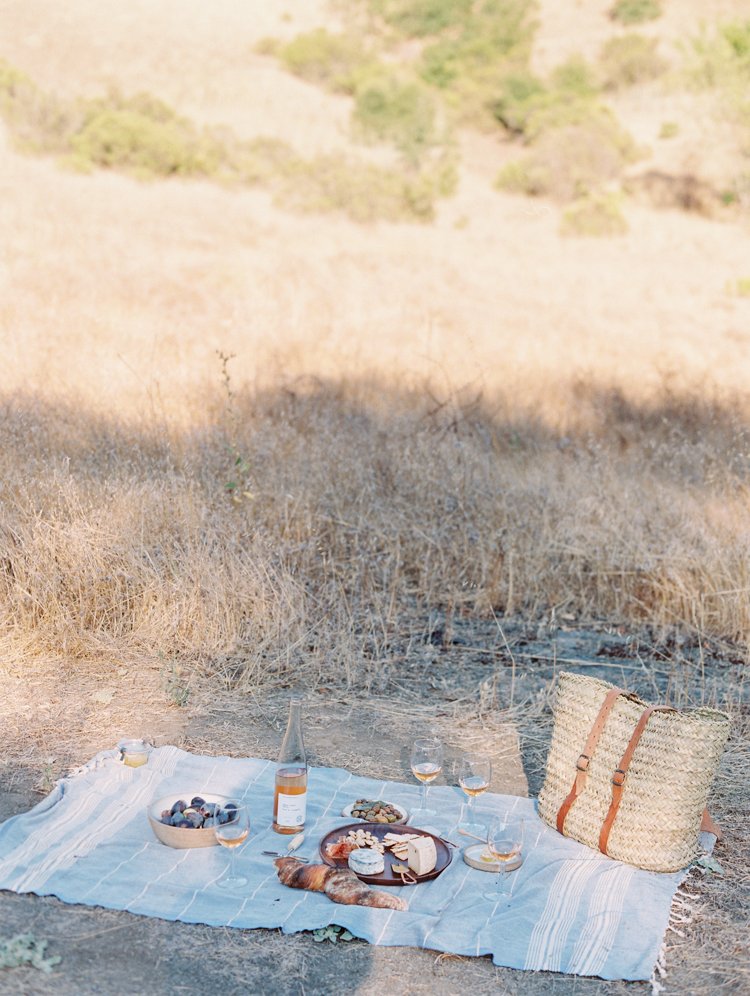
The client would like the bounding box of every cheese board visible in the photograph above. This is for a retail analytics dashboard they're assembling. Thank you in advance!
[319,822,452,885]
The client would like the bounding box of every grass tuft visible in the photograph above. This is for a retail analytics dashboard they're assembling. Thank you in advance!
[559,191,629,237]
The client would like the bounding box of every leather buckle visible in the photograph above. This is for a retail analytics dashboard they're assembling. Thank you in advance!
[612,768,627,787]
[576,754,590,773]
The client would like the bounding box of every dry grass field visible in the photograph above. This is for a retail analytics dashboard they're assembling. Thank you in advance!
[1,1,749,994]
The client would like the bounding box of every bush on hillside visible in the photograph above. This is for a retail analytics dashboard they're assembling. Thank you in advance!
[559,191,629,236]
[0,59,454,224]
[418,0,537,87]
[680,21,750,91]
[371,0,473,38]
[495,104,642,202]
[599,34,669,89]
[274,150,455,222]
[352,73,438,164]
[491,70,548,132]
[278,29,373,93]
[0,59,79,153]
[722,21,750,63]
[609,0,662,25]
[550,55,601,97]
[70,110,215,177]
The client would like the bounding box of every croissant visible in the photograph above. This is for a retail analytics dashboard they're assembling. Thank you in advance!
[274,857,408,911]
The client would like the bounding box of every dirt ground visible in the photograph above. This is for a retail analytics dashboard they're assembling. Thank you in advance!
[1,618,747,996]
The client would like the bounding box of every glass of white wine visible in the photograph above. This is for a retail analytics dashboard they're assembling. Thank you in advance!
[410,738,442,819]
[458,752,491,832]
[214,803,250,889]
[483,814,524,902]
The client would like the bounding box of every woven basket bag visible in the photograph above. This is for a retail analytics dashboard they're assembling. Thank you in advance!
[537,672,731,872]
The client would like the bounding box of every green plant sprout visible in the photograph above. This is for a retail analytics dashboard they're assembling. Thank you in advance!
[0,934,60,973]
[692,853,724,874]
[311,925,355,943]
[159,651,190,707]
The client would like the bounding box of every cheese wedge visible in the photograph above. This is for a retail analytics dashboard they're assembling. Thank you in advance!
[407,835,437,876]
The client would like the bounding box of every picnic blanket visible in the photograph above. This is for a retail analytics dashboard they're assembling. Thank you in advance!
[0,746,710,981]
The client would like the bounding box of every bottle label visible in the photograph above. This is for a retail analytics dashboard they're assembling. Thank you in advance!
[277,791,306,828]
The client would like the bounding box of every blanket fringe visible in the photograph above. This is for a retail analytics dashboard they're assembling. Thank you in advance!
[650,882,699,994]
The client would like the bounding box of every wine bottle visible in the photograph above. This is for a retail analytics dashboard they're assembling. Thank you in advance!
[273,695,307,834]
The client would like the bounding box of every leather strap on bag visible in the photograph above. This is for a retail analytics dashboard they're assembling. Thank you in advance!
[700,807,723,840]
[557,686,627,835]
[598,705,676,855]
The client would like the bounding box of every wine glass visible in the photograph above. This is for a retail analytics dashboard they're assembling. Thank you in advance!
[410,738,442,819]
[458,752,491,832]
[483,814,524,902]
[214,803,250,889]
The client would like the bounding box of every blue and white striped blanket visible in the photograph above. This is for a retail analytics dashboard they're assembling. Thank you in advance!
[0,746,700,981]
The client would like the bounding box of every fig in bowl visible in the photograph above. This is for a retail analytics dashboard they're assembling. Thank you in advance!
[148,793,235,849]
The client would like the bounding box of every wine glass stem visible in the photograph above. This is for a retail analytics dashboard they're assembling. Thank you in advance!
[467,795,476,822]
[421,780,428,810]
[229,848,236,880]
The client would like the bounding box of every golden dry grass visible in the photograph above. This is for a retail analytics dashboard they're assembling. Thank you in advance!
[3,377,750,691]
[0,0,749,685]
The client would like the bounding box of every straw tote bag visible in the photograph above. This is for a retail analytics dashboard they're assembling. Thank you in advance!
[537,672,731,872]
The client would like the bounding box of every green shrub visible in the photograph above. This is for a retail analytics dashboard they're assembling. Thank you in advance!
[722,21,750,62]
[599,33,669,89]
[274,151,448,222]
[680,21,750,92]
[410,0,538,126]
[0,58,453,224]
[523,97,641,151]
[609,0,662,25]
[551,55,601,97]
[492,59,602,138]
[352,73,437,163]
[0,58,80,153]
[371,0,473,37]
[278,29,373,93]
[494,159,529,192]
[726,277,750,296]
[494,105,642,202]
[419,1,537,85]
[72,111,190,175]
[491,70,548,132]
[560,191,629,236]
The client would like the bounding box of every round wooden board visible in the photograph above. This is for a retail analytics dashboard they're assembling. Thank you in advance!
[319,822,452,885]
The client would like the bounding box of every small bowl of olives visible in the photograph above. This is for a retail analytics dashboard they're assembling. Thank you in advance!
[341,800,409,824]
[148,793,236,849]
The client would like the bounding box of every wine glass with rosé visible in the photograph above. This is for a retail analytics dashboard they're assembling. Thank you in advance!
[214,803,250,889]
[458,752,491,832]
[410,738,442,819]
[484,814,524,902]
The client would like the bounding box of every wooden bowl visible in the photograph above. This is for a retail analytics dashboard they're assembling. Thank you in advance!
[148,793,232,849]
